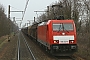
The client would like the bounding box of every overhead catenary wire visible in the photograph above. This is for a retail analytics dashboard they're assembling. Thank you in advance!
[20,0,29,28]
[10,6,21,10]
[22,0,29,20]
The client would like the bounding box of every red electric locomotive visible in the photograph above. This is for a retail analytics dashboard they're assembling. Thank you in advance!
[37,19,77,56]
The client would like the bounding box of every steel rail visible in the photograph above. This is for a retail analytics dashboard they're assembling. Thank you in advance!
[17,32,20,60]
[21,32,36,60]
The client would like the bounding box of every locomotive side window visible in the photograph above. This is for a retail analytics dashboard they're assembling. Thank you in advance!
[53,23,73,31]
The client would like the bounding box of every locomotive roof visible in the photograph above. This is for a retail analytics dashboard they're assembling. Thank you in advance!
[50,19,74,22]
[48,19,74,24]
[38,19,74,26]
[38,22,47,26]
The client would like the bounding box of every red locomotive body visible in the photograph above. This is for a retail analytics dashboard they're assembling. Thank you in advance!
[37,20,77,56]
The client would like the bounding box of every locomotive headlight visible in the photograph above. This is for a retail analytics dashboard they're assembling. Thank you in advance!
[69,40,74,43]
[54,40,59,43]
[71,41,74,43]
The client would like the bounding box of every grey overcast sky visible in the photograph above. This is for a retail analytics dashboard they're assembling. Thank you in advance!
[0,0,58,27]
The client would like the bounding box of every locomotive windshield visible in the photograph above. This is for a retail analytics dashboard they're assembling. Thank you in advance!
[53,23,73,31]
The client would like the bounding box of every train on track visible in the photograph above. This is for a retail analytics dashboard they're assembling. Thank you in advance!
[21,16,77,56]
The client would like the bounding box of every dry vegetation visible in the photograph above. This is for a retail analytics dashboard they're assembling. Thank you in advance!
[0,4,18,37]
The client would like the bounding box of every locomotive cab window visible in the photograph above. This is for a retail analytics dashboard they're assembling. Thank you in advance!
[63,24,73,30]
[53,24,63,31]
[53,23,73,31]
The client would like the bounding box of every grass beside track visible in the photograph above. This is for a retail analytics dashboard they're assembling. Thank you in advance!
[0,33,14,48]
[77,33,90,60]
[0,35,8,48]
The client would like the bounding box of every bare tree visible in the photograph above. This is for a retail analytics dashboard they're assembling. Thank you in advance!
[0,4,18,37]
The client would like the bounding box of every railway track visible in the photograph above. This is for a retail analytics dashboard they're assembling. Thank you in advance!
[0,31,84,60]
[17,31,36,60]
[53,53,85,60]
[54,54,85,60]
[22,33,76,60]
[19,31,85,60]
[49,55,76,60]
